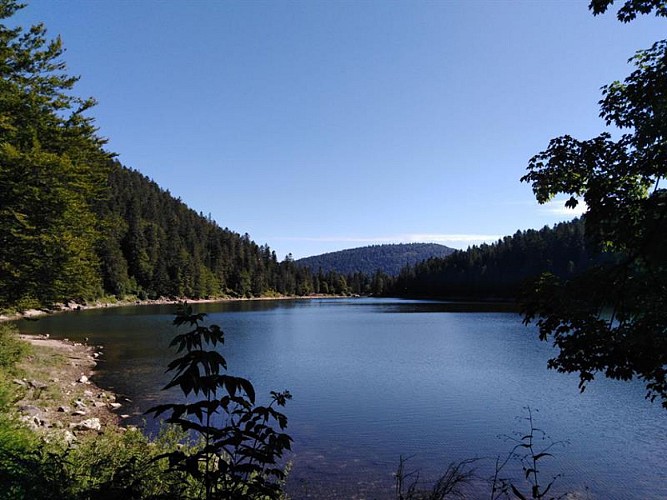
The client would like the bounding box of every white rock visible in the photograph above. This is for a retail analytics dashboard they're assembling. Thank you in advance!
[63,430,76,445]
[70,418,101,431]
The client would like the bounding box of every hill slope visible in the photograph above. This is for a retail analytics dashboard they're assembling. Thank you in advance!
[296,243,455,276]
[94,162,355,300]
[390,219,597,299]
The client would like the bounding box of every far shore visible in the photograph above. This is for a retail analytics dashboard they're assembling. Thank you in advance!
[0,293,354,322]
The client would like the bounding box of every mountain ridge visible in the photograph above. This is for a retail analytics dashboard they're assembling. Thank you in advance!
[296,243,455,276]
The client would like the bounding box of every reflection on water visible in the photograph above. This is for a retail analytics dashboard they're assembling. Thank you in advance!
[16,298,666,499]
[376,300,518,313]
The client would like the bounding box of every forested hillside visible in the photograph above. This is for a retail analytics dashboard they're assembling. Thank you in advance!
[94,162,369,301]
[296,243,454,276]
[0,3,372,311]
[390,219,599,299]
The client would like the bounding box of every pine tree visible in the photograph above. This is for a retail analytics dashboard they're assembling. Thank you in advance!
[0,0,110,308]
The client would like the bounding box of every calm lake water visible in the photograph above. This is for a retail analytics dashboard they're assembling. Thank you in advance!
[17,298,666,499]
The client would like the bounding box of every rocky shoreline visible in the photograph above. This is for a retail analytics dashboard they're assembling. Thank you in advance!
[0,293,344,322]
[0,297,207,322]
[13,335,131,444]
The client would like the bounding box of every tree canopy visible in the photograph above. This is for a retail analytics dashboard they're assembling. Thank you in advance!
[0,0,111,308]
[520,1,667,407]
[589,0,667,22]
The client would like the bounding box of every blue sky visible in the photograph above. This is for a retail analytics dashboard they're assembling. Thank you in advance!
[13,1,665,259]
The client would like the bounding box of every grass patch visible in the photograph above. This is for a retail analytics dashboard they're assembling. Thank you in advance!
[0,324,29,412]
[0,323,30,371]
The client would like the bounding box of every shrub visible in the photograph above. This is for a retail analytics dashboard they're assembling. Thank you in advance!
[0,421,197,499]
[147,303,292,499]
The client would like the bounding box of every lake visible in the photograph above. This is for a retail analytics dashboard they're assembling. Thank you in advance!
[16,298,666,499]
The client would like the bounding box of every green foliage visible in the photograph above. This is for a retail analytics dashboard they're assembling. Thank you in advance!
[0,423,51,500]
[63,427,196,499]
[0,324,28,412]
[0,319,196,499]
[147,304,292,499]
[520,6,667,408]
[589,0,667,22]
[0,424,196,500]
[0,323,28,371]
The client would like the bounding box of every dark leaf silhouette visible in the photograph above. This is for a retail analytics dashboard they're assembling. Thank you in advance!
[146,303,292,499]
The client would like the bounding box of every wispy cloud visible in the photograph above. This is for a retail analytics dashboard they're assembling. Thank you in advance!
[540,198,587,217]
[274,233,502,248]
[501,197,588,217]
[403,233,502,243]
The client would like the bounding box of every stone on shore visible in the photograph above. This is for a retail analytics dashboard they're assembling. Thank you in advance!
[70,418,101,432]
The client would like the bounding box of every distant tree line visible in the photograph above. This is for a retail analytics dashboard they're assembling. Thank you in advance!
[388,219,601,300]
[93,176,641,309]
